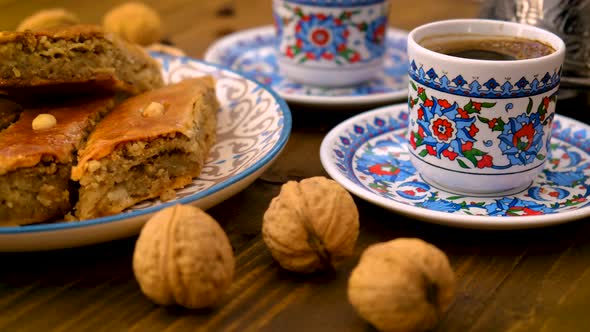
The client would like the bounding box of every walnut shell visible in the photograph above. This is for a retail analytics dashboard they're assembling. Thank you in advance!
[347,238,456,332]
[17,8,80,32]
[103,2,162,46]
[262,176,359,273]
[133,204,234,309]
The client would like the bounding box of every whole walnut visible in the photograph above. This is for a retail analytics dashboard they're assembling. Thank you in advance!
[348,238,456,332]
[103,2,162,46]
[17,8,80,31]
[263,176,359,273]
[133,204,235,309]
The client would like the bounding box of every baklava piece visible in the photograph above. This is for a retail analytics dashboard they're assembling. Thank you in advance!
[0,97,22,131]
[0,96,115,226]
[71,77,218,220]
[0,25,163,96]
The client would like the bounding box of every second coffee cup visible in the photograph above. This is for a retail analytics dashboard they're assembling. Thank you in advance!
[273,0,390,87]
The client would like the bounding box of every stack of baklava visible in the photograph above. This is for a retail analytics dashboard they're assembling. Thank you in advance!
[0,25,218,226]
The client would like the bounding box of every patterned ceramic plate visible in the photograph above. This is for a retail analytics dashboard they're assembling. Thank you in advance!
[204,25,408,108]
[320,103,590,230]
[0,54,292,251]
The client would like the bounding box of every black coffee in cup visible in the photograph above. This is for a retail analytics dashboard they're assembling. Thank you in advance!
[419,34,555,60]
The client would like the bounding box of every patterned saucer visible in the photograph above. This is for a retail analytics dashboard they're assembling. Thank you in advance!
[320,103,590,230]
[204,25,408,107]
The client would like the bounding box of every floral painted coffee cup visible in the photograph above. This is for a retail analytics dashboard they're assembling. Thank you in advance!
[272,0,390,87]
[407,19,566,195]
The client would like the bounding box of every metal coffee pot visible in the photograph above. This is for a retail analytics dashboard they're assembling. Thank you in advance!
[480,0,590,83]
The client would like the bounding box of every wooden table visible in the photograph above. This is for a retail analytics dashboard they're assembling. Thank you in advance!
[2,1,590,331]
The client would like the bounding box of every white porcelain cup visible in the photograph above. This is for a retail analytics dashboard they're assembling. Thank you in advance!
[272,0,390,87]
[407,19,566,195]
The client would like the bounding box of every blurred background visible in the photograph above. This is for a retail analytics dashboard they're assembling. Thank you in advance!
[1,0,586,113]
[0,0,481,57]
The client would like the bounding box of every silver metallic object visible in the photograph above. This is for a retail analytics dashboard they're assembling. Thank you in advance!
[480,0,590,79]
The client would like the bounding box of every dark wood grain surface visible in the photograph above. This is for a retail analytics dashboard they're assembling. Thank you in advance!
[2,1,590,331]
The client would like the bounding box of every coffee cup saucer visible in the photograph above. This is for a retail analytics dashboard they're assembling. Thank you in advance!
[320,103,590,230]
[204,26,409,108]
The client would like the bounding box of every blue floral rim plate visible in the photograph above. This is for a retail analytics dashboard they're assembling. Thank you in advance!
[0,54,292,251]
[320,103,590,229]
[204,25,408,107]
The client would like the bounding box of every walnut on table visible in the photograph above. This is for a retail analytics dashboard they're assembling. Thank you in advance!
[17,8,80,31]
[262,176,360,273]
[103,2,163,46]
[347,238,456,332]
[133,204,235,309]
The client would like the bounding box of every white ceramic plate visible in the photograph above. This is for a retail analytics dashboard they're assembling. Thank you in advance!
[320,103,590,230]
[204,25,409,108]
[0,54,292,251]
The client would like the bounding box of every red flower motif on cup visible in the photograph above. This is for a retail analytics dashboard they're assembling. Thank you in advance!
[442,149,458,161]
[543,96,550,110]
[472,101,482,111]
[430,115,456,143]
[294,14,349,61]
[498,112,544,166]
[310,27,330,46]
[462,141,473,152]
[468,123,479,137]
[438,99,452,109]
[487,118,497,129]
[457,108,469,119]
[477,155,494,168]
[513,123,535,151]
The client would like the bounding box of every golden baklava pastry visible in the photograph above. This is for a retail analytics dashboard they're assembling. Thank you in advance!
[72,77,218,220]
[0,96,115,226]
[0,25,163,96]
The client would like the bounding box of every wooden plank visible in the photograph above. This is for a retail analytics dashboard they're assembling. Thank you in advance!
[465,222,590,332]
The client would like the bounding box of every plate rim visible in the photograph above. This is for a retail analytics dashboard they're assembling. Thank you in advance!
[0,57,292,235]
[203,25,409,106]
[320,103,590,230]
